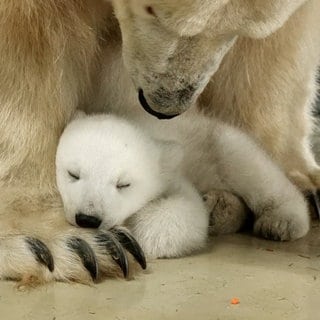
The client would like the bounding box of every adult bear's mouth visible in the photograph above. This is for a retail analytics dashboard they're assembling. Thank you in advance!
[138,89,179,120]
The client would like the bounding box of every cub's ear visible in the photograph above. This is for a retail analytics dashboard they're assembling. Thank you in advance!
[157,139,184,173]
[73,110,87,120]
[236,0,306,38]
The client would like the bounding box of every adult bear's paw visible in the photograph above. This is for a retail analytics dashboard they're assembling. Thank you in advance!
[0,226,146,287]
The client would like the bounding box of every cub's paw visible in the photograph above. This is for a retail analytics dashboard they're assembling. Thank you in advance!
[253,204,310,241]
[0,227,146,287]
[203,189,248,235]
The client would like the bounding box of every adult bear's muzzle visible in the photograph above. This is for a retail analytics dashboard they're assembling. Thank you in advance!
[138,89,179,120]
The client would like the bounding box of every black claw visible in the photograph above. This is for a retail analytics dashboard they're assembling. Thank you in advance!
[67,237,98,280]
[95,232,129,278]
[25,237,54,272]
[111,227,147,270]
[307,191,320,219]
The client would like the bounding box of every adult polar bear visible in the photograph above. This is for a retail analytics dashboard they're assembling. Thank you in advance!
[0,0,318,284]
[113,0,320,193]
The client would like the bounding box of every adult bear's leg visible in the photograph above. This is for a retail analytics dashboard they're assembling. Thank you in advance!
[0,1,145,285]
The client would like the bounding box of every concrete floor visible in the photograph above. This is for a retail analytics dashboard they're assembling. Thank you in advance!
[1,222,319,320]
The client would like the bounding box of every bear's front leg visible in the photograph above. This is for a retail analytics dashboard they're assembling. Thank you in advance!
[125,181,209,259]
[0,0,145,285]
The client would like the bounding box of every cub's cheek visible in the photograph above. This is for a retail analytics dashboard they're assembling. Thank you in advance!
[61,201,78,225]
[65,212,77,227]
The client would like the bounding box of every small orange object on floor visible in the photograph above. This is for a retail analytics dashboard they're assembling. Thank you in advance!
[230,297,240,305]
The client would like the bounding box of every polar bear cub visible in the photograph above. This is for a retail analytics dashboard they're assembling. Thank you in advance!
[56,111,310,258]
[56,113,209,258]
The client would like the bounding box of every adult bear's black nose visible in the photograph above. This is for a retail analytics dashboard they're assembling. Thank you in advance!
[75,213,102,229]
[138,89,179,120]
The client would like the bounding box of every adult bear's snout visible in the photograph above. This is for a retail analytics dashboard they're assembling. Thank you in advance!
[138,89,179,120]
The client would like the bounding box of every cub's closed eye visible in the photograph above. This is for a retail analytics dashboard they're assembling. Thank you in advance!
[68,171,80,180]
[116,182,131,189]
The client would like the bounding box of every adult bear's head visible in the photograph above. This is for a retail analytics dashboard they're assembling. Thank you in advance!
[113,0,305,118]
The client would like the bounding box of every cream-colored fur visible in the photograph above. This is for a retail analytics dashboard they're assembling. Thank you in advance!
[0,1,134,285]
[56,114,210,259]
[112,0,320,192]
[56,111,309,260]
[0,0,318,285]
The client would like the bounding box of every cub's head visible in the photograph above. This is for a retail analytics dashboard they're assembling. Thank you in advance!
[113,0,305,118]
[56,114,182,229]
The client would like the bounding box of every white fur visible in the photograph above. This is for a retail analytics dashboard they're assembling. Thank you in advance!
[56,111,310,258]
[56,114,209,258]
[57,115,164,227]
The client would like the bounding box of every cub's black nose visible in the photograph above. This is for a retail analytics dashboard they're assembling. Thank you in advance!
[138,89,178,120]
[75,213,102,229]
